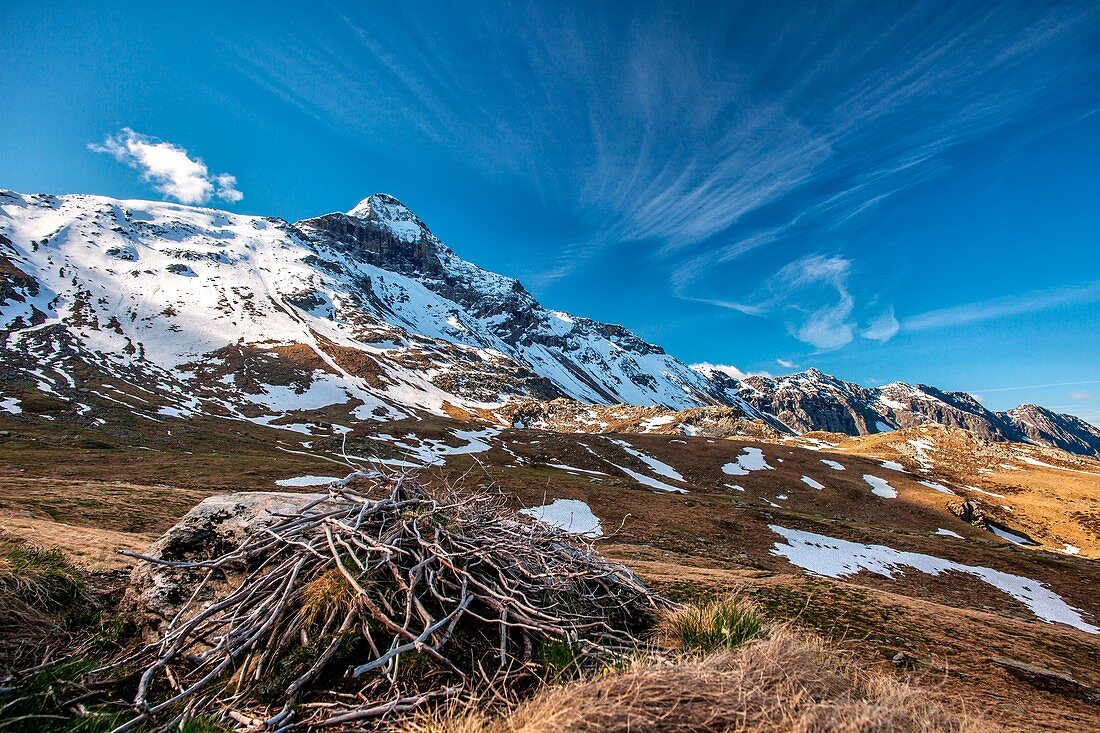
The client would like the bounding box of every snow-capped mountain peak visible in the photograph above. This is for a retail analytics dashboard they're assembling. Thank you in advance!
[346,193,427,243]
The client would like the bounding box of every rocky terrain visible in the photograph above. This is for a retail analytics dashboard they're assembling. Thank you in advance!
[2,406,1100,730]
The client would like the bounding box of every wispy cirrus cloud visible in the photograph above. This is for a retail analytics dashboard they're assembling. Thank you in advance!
[903,281,1100,332]
[223,1,1098,349]
[90,128,242,205]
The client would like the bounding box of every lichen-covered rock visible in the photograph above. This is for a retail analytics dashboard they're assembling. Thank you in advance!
[126,491,329,637]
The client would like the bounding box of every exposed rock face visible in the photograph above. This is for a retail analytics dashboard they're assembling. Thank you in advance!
[1005,404,1100,457]
[127,492,329,637]
[714,368,1100,457]
[730,369,881,434]
[498,397,778,438]
[948,498,989,529]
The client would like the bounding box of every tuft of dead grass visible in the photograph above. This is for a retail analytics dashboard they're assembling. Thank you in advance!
[410,628,985,733]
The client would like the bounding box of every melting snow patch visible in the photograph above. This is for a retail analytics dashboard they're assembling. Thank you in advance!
[874,421,895,433]
[907,439,935,470]
[863,474,898,498]
[988,523,1035,546]
[610,439,684,481]
[609,463,686,493]
[768,525,1099,634]
[1061,545,1081,556]
[917,480,957,495]
[386,428,499,466]
[964,485,1005,499]
[820,459,845,471]
[521,499,602,538]
[722,447,774,476]
[275,474,343,487]
[880,460,906,472]
[0,397,22,415]
[801,476,825,490]
[1019,456,1100,476]
[545,463,607,477]
[641,414,675,432]
[935,528,964,539]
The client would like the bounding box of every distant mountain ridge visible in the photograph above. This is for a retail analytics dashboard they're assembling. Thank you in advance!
[1,188,1097,456]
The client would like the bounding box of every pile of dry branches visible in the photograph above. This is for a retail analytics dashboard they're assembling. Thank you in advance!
[117,475,666,731]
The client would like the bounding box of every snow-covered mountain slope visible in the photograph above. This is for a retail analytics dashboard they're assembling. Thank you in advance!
[2,188,1096,456]
[720,368,1100,457]
[0,189,746,432]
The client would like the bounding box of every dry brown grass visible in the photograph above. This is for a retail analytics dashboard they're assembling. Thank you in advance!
[406,628,985,733]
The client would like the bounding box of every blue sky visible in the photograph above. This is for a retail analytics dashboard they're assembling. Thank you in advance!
[2,0,1098,422]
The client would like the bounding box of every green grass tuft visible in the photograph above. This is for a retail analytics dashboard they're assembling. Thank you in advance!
[657,594,765,652]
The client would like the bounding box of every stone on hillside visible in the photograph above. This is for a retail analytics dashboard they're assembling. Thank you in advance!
[126,491,328,637]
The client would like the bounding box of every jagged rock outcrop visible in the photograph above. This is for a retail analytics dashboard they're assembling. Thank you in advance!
[1004,404,1100,457]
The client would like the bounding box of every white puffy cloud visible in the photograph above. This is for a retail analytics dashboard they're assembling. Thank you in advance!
[90,128,242,205]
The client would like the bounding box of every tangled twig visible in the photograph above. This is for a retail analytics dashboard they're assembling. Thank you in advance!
[115,474,666,731]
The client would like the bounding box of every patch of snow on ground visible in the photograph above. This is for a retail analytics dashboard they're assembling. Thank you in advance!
[608,462,686,493]
[768,525,1099,634]
[1061,545,1081,555]
[275,474,344,487]
[0,397,22,414]
[988,523,1034,546]
[521,499,602,538]
[880,460,906,472]
[917,480,957,495]
[820,459,845,471]
[801,476,825,490]
[863,474,898,498]
[1019,456,1100,476]
[722,447,774,476]
[641,414,675,432]
[610,439,684,481]
[935,528,964,539]
[387,428,499,466]
[964,485,1005,499]
[874,421,895,433]
[545,463,607,476]
[907,439,935,470]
